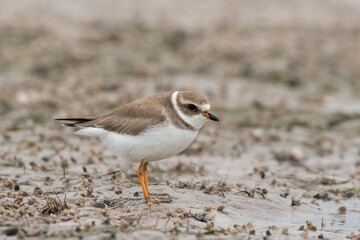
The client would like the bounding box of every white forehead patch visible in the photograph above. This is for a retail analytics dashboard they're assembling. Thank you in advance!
[171,91,207,130]
[201,104,210,112]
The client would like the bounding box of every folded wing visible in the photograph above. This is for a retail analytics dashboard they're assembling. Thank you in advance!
[55,100,167,136]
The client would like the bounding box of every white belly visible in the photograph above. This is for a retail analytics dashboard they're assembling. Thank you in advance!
[76,125,198,162]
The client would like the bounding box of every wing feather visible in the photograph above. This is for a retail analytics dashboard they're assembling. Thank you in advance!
[56,98,168,136]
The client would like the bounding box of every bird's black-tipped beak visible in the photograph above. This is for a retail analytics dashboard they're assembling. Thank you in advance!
[203,112,219,121]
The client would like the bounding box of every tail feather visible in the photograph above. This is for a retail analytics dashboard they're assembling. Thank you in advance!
[54,117,96,128]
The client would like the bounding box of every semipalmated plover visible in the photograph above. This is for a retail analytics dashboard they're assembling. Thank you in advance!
[55,91,219,203]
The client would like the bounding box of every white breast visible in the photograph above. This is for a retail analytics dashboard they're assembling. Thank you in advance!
[76,125,198,163]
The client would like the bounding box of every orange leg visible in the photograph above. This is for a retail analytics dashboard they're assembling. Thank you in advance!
[137,161,148,198]
[137,161,160,203]
[142,162,150,195]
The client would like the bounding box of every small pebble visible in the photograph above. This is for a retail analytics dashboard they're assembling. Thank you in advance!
[313,193,329,201]
[306,220,317,231]
[322,193,329,201]
[41,156,50,162]
[110,232,116,239]
[291,199,300,206]
[318,233,324,239]
[93,202,106,209]
[282,227,289,235]
[266,230,271,236]
[299,225,304,231]
[249,229,255,235]
[280,192,289,198]
[102,219,110,225]
[344,192,354,199]
[133,192,139,197]
[14,184,20,191]
[217,205,225,212]
[3,228,18,236]
[204,206,212,212]
[338,206,346,214]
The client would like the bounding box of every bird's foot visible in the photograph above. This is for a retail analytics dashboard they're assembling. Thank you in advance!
[145,194,172,204]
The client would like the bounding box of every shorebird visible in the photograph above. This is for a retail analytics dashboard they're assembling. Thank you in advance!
[55,91,219,203]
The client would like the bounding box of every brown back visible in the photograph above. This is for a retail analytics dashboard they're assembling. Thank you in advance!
[77,91,196,135]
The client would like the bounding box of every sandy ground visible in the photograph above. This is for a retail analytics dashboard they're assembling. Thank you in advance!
[1,1,360,239]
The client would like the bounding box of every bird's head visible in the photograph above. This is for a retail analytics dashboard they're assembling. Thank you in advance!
[172,91,219,130]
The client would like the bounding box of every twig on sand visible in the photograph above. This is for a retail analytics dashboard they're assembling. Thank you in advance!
[235,189,266,199]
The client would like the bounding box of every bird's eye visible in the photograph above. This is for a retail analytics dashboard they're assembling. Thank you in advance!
[187,104,197,111]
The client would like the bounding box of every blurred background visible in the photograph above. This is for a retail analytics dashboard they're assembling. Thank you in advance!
[1,1,360,238]
[1,0,360,130]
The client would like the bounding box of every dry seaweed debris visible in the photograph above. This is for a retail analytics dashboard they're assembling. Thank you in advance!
[174,179,231,197]
[235,188,266,199]
[187,211,210,223]
[42,191,68,215]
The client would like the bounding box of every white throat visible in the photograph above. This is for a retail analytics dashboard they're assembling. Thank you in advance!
[171,91,207,130]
